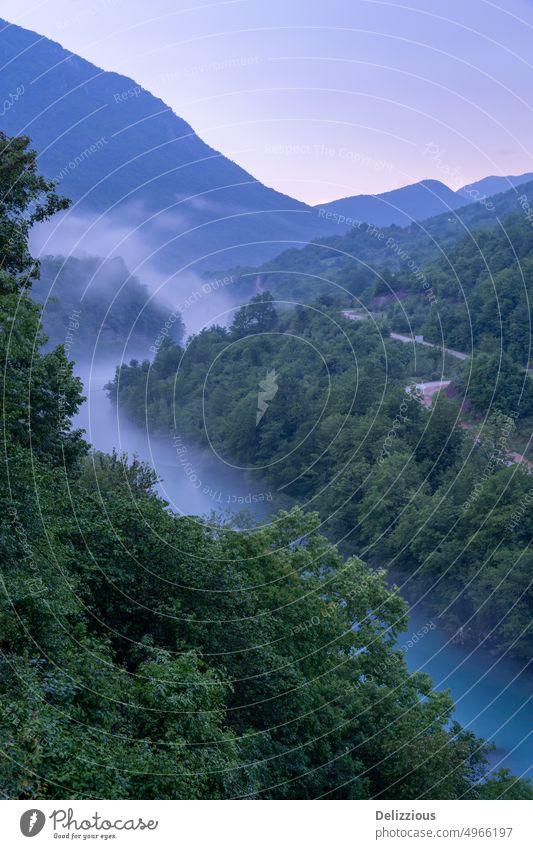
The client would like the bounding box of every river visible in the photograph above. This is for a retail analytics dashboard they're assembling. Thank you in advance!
[74,362,274,521]
[399,610,532,780]
[75,362,532,782]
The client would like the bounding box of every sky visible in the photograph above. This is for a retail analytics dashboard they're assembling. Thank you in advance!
[2,0,533,204]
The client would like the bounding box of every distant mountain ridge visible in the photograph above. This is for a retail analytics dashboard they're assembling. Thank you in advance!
[229,179,533,301]
[457,173,533,201]
[0,16,531,274]
[316,173,533,228]
[314,179,462,228]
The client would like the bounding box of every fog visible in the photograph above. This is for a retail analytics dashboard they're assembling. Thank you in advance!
[74,361,274,523]
[30,202,272,519]
[40,222,533,784]
[30,206,247,338]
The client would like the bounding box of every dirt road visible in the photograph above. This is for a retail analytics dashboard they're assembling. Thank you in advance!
[406,380,452,408]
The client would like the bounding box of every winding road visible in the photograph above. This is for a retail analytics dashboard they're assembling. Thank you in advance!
[343,310,532,467]
[342,311,465,406]
[389,331,469,361]
[341,311,469,361]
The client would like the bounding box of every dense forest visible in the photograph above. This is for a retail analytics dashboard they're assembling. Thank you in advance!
[379,214,531,361]
[2,133,532,799]
[110,293,533,666]
[222,179,533,304]
[212,180,533,451]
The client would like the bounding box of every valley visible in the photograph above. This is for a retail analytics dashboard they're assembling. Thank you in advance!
[0,8,531,804]
[81,359,533,781]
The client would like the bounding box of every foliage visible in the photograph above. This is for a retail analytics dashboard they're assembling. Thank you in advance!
[225,182,533,303]
[381,213,533,415]
[110,296,533,666]
[33,255,184,359]
[0,132,69,292]
[2,134,528,799]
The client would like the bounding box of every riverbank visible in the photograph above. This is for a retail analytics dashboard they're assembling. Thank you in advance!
[73,362,276,522]
[77,361,533,782]
[400,608,533,780]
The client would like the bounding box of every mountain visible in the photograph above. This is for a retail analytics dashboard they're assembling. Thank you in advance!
[314,179,463,228]
[382,210,533,370]
[1,18,531,276]
[458,172,533,201]
[317,174,533,230]
[0,18,326,270]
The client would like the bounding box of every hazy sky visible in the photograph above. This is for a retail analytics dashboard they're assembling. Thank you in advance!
[3,0,533,204]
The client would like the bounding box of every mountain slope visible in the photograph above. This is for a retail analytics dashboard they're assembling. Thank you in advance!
[458,172,533,201]
[228,180,533,301]
[0,18,322,270]
[315,174,533,230]
[35,255,184,359]
[1,18,530,277]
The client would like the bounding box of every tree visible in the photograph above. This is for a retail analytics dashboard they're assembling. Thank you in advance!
[478,769,533,800]
[464,352,532,417]
[230,291,278,337]
[0,132,69,292]
[1,131,532,801]
[415,396,463,486]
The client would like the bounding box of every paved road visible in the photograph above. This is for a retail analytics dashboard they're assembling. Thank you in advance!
[343,312,531,466]
[341,312,470,360]
[389,332,469,361]
[341,309,367,321]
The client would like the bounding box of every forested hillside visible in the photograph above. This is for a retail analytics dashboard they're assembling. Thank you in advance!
[372,212,533,427]
[33,255,184,359]
[225,180,533,302]
[5,134,530,799]
[382,213,533,365]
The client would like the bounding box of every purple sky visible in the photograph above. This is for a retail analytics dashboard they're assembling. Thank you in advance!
[3,0,533,204]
